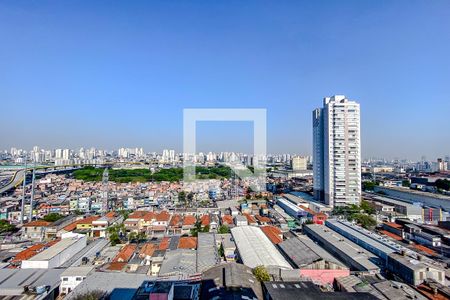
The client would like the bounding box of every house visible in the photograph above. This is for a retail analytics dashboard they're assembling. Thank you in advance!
[63,216,101,237]
[21,220,51,241]
[201,214,210,228]
[221,215,234,226]
[234,215,248,227]
[139,243,158,266]
[124,211,151,233]
[92,212,120,238]
[182,215,196,234]
[60,266,94,295]
[113,244,137,263]
[168,214,182,235]
[45,215,77,239]
[150,211,171,237]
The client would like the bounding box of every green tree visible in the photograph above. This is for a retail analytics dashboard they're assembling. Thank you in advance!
[178,191,186,203]
[128,232,137,242]
[402,179,411,187]
[137,232,147,242]
[218,225,230,234]
[0,220,17,234]
[362,181,376,191]
[435,179,450,191]
[202,225,210,232]
[42,213,64,222]
[109,232,120,246]
[73,290,104,300]
[218,243,224,257]
[187,192,194,202]
[351,213,377,229]
[360,200,375,215]
[252,265,270,282]
[190,219,203,237]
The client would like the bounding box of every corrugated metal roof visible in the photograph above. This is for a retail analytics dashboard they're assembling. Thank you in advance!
[196,233,220,272]
[231,226,292,270]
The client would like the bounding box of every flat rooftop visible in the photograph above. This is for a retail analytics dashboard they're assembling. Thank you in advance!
[196,233,220,273]
[0,268,65,296]
[304,224,380,272]
[278,235,346,268]
[66,272,152,300]
[61,266,95,277]
[28,236,84,261]
[378,186,450,201]
[327,219,399,254]
[372,195,422,210]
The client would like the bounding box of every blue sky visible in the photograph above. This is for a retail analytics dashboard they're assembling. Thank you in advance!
[0,1,449,159]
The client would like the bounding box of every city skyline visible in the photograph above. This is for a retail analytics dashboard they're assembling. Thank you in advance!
[1,1,450,159]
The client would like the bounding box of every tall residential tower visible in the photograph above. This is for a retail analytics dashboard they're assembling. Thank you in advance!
[313,95,361,207]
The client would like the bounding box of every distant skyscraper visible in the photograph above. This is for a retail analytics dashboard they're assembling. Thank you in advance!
[313,95,361,207]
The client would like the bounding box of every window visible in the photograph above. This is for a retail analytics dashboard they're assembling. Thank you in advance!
[62,277,68,281]
[76,277,82,281]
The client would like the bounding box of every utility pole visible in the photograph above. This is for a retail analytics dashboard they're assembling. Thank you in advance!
[102,168,109,212]
[20,159,28,225]
[29,161,36,222]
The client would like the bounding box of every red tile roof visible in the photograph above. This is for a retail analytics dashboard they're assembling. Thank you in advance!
[222,215,233,225]
[128,211,148,219]
[255,215,270,223]
[379,230,403,241]
[155,211,170,222]
[298,205,316,215]
[383,222,403,229]
[12,239,60,263]
[139,243,157,258]
[261,226,283,244]
[113,244,136,262]
[159,237,170,250]
[183,215,196,226]
[413,243,438,256]
[105,212,116,218]
[201,215,210,226]
[107,262,127,271]
[178,237,197,249]
[12,244,45,262]
[23,220,51,227]
[416,283,449,300]
[243,213,257,224]
[143,212,156,222]
[169,215,182,226]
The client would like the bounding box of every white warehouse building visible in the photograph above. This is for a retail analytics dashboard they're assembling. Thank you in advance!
[230,226,292,270]
[21,233,87,269]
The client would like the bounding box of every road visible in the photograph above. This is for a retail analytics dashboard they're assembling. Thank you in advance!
[0,169,25,194]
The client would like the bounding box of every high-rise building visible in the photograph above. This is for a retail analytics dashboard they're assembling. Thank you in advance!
[62,149,70,160]
[291,155,307,171]
[55,149,63,159]
[313,95,361,207]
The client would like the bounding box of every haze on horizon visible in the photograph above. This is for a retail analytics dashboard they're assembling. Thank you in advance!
[1,1,449,160]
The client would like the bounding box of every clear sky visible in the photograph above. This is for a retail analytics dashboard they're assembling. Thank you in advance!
[1,1,449,160]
